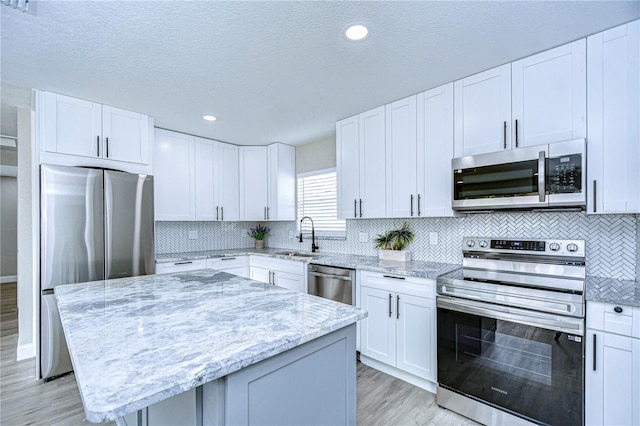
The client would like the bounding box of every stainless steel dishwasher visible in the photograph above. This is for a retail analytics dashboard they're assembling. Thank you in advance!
[307,264,355,305]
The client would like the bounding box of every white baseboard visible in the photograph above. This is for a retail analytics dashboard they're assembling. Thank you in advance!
[17,342,36,361]
[360,355,437,394]
[1,275,17,284]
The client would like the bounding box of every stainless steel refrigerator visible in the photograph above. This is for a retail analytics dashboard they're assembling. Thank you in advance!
[40,164,155,380]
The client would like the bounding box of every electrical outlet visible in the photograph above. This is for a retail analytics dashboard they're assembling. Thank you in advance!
[241,229,247,238]
[288,230,294,239]
[188,231,198,240]
[429,232,438,245]
[358,232,369,243]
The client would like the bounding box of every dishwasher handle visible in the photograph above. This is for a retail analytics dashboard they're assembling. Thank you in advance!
[308,270,352,282]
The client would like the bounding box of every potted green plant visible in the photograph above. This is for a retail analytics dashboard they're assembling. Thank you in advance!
[374,222,415,262]
[248,224,270,249]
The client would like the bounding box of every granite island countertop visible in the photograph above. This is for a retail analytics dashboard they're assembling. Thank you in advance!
[156,248,460,280]
[55,269,367,423]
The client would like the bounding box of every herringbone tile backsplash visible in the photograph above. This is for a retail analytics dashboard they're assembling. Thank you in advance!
[156,212,639,280]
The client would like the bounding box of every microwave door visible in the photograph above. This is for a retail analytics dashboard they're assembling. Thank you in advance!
[452,145,549,210]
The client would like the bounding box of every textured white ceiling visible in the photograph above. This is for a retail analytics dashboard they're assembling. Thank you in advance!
[2,1,638,146]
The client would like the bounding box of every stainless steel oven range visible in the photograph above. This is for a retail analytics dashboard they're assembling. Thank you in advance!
[436,237,586,426]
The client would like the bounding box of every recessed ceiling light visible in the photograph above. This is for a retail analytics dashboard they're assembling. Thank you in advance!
[202,115,217,122]
[345,24,368,41]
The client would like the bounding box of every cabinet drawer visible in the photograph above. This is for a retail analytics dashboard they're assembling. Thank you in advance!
[250,256,305,275]
[155,259,207,274]
[587,301,640,338]
[206,256,248,270]
[359,270,435,299]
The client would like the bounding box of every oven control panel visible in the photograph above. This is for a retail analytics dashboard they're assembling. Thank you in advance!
[463,237,585,257]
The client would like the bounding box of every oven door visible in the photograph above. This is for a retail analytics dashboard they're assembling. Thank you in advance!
[452,145,548,210]
[437,296,584,426]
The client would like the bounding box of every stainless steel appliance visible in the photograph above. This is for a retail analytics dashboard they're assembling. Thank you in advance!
[307,264,355,305]
[436,237,586,425]
[40,164,154,380]
[452,138,586,211]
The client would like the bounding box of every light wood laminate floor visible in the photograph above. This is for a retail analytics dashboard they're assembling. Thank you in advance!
[1,282,474,425]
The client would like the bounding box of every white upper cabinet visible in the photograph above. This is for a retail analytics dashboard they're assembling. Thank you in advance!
[216,142,240,221]
[454,64,512,157]
[587,20,640,214]
[417,83,455,217]
[154,129,196,221]
[239,146,269,221]
[239,143,295,221]
[385,96,418,218]
[267,143,296,221]
[336,107,386,219]
[43,92,150,165]
[454,39,586,157]
[336,115,360,219]
[194,137,218,221]
[512,40,586,147]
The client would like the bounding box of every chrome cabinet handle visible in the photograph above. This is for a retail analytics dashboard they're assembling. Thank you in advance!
[354,199,357,218]
[396,295,400,319]
[593,180,597,213]
[515,119,519,147]
[417,194,421,216]
[216,206,219,221]
[174,261,193,265]
[96,136,100,157]
[503,121,507,149]
[266,207,269,220]
[410,195,414,216]
[359,199,363,218]
[220,257,236,261]
[388,294,392,318]
[538,151,546,202]
[106,137,109,158]
[264,207,267,220]
[383,275,405,280]
[221,206,224,221]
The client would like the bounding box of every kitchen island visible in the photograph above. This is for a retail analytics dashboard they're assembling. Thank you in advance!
[55,269,367,425]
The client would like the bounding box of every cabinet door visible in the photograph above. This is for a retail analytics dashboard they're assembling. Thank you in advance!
[417,83,455,217]
[360,286,396,365]
[154,129,196,221]
[217,142,240,221]
[250,266,271,284]
[274,271,305,293]
[43,92,102,157]
[512,39,586,148]
[194,137,217,221]
[359,106,386,218]
[155,260,206,274]
[385,96,417,218]
[454,64,511,157]
[147,388,197,426]
[395,293,435,381]
[102,106,149,164]
[585,331,640,426]
[267,143,296,221]
[587,21,640,214]
[239,146,269,221]
[336,115,360,219]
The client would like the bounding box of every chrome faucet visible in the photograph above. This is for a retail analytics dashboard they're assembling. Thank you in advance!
[299,216,319,253]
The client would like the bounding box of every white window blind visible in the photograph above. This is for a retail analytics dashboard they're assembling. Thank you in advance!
[297,169,346,236]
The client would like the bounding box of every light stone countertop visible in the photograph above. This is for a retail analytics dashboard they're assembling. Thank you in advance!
[156,248,460,280]
[55,269,367,423]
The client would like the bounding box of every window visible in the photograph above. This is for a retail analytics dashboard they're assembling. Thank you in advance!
[297,168,346,237]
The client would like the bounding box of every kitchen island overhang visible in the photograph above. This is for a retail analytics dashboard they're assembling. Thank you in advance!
[55,269,367,424]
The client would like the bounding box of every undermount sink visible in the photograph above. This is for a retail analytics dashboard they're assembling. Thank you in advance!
[276,251,317,258]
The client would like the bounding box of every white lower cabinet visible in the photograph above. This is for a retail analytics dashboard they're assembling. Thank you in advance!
[249,256,306,293]
[585,301,640,426]
[155,259,206,274]
[206,256,249,278]
[358,271,436,390]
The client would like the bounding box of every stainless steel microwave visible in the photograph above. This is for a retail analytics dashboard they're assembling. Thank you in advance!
[452,139,586,211]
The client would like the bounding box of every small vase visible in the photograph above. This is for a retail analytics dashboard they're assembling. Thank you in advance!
[254,239,265,249]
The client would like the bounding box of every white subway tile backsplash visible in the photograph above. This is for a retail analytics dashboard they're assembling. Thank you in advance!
[156,212,638,280]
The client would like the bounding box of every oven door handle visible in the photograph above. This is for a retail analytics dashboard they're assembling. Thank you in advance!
[437,296,584,336]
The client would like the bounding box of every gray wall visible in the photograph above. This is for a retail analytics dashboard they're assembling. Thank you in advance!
[1,176,18,279]
[295,137,336,174]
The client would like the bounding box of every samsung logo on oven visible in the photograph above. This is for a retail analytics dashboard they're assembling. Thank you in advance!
[568,335,582,342]
[491,386,508,395]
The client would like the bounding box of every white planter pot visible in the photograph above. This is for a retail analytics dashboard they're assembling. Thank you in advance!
[378,250,411,262]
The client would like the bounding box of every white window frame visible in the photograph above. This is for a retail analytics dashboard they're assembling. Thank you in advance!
[297,167,346,238]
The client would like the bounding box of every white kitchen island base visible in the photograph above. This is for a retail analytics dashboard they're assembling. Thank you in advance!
[118,324,357,426]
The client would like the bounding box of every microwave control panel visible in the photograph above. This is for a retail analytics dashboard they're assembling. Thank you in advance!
[547,153,582,194]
